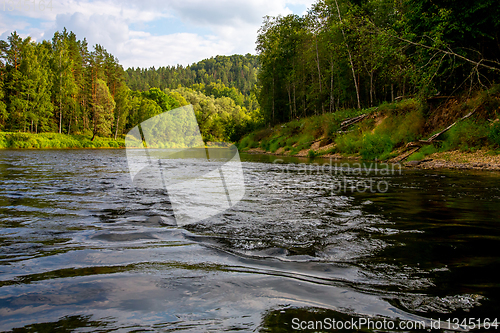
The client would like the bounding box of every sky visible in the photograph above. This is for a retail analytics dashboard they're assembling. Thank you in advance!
[1,0,315,69]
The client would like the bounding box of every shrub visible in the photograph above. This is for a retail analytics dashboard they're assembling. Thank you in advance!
[488,122,500,147]
[308,150,320,158]
[407,144,438,161]
[260,139,270,151]
[335,131,363,155]
[442,119,489,151]
[238,135,253,150]
[360,133,394,160]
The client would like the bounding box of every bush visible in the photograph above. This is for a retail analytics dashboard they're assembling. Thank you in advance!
[442,119,489,151]
[408,144,438,161]
[335,131,363,155]
[260,139,270,151]
[238,135,253,150]
[489,122,500,147]
[308,150,320,158]
[360,133,394,160]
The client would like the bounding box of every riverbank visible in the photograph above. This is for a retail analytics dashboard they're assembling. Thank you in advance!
[237,86,500,171]
[0,132,126,149]
[245,147,500,171]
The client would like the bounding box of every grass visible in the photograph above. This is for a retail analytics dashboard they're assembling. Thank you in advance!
[237,86,500,161]
[333,99,425,160]
[441,118,490,152]
[0,132,127,149]
[407,144,438,161]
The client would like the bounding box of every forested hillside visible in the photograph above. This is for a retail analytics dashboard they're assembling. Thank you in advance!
[0,32,260,144]
[125,55,259,96]
[256,0,500,125]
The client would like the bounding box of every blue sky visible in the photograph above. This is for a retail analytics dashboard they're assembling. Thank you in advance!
[1,0,315,69]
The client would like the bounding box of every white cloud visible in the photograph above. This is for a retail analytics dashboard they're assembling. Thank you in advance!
[120,33,234,68]
[2,0,317,68]
[44,12,130,55]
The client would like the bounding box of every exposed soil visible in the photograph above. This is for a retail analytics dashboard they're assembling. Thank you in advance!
[244,147,500,171]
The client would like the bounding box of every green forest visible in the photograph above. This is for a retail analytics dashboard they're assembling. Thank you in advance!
[256,0,499,123]
[0,0,499,155]
[0,30,261,148]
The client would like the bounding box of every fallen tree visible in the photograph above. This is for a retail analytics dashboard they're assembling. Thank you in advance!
[396,107,479,162]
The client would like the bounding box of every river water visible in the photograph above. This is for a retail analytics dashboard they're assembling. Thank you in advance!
[0,149,499,332]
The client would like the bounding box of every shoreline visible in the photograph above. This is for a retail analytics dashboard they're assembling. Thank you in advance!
[242,147,500,171]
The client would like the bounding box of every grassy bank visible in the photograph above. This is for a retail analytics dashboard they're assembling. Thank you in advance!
[237,86,500,162]
[0,132,127,149]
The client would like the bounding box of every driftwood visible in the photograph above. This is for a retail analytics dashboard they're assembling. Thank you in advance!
[396,107,479,163]
[421,107,478,143]
[339,113,369,132]
[303,112,372,146]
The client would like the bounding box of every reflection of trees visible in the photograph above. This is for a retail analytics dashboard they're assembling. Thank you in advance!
[10,315,113,332]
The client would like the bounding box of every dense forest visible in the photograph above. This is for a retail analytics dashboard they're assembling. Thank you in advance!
[125,54,259,96]
[0,31,260,143]
[256,0,500,124]
[0,29,129,139]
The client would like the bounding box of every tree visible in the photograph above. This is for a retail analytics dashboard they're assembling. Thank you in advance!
[24,40,53,133]
[91,79,115,140]
[113,84,130,139]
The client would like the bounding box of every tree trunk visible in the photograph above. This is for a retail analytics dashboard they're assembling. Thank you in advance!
[293,83,297,119]
[287,84,292,121]
[334,0,361,109]
[114,116,120,140]
[59,51,62,134]
[330,61,334,113]
[315,37,324,114]
[272,72,275,124]
[369,71,374,106]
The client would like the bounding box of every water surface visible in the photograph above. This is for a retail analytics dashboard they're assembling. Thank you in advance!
[0,149,499,332]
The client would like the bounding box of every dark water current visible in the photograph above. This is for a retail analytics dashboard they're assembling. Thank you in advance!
[0,149,499,332]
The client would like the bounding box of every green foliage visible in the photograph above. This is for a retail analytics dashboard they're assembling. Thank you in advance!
[359,133,395,160]
[308,149,320,158]
[255,0,500,126]
[142,87,180,112]
[269,136,287,153]
[488,122,500,147]
[0,29,128,137]
[169,86,261,143]
[237,135,258,150]
[442,119,489,152]
[333,100,424,159]
[376,107,425,145]
[125,54,260,98]
[408,144,438,161]
[0,132,125,149]
[260,139,270,151]
[91,79,115,139]
[335,131,363,155]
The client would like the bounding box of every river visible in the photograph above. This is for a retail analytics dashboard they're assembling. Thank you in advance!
[0,149,499,332]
